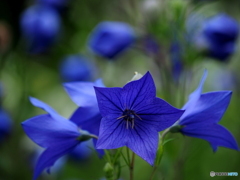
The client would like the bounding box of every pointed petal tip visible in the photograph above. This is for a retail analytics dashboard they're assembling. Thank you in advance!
[29,96,37,104]
[144,71,152,78]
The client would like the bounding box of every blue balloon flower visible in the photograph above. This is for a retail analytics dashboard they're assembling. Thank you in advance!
[94,72,184,165]
[88,21,135,59]
[36,0,68,11]
[60,55,94,82]
[175,70,239,151]
[0,109,12,142]
[20,5,61,54]
[21,97,94,180]
[203,14,239,60]
[64,79,104,156]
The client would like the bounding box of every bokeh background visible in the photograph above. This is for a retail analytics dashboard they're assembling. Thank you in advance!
[0,0,240,180]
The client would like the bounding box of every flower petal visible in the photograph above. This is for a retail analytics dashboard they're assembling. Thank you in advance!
[22,114,79,148]
[70,106,101,131]
[29,97,61,120]
[97,114,159,165]
[97,115,129,149]
[127,121,159,165]
[179,91,232,125]
[136,98,184,131]
[63,79,104,107]
[122,72,156,110]
[181,70,207,119]
[94,87,124,117]
[33,140,79,180]
[70,107,103,155]
[181,124,239,151]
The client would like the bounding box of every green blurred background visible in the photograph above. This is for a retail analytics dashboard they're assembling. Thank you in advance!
[0,0,240,180]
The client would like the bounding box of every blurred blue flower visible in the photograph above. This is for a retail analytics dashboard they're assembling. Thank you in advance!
[203,14,239,61]
[60,55,95,82]
[175,70,239,151]
[88,21,135,59]
[94,72,184,165]
[36,0,68,11]
[69,139,93,161]
[0,109,12,142]
[21,97,94,180]
[20,5,61,54]
[64,79,104,156]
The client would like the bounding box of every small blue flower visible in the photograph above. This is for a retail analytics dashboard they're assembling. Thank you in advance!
[176,70,239,151]
[20,5,61,54]
[60,55,95,82]
[88,21,135,59]
[21,97,92,180]
[94,72,184,165]
[0,109,12,142]
[203,14,239,60]
[64,79,104,156]
[36,0,68,11]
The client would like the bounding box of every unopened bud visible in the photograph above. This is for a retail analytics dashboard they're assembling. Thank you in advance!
[104,162,114,180]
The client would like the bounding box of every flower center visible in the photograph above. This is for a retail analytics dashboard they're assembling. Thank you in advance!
[117,109,141,129]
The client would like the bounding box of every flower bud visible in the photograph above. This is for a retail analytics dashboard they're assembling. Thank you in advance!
[59,55,95,82]
[103,162,114,180]
[20,5,61,54]
[88,21,135,59]
[203,14,239,61]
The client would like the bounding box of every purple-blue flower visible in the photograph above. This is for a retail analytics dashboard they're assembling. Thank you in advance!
[21,97,91,180]
[59,55,95,82]
[88,21,135,59]
[94,72,184,165]
[175,70,239,151]
[20,5,61,54]
[203,14,239,61]
[64,79,104,155]
[0,109,12,142]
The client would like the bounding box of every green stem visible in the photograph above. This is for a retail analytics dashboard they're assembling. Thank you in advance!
[104,150,112,164]
[149,129,170,180]
[149,166,158,180]
[126,147,131,165]
[130,152,135,180]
